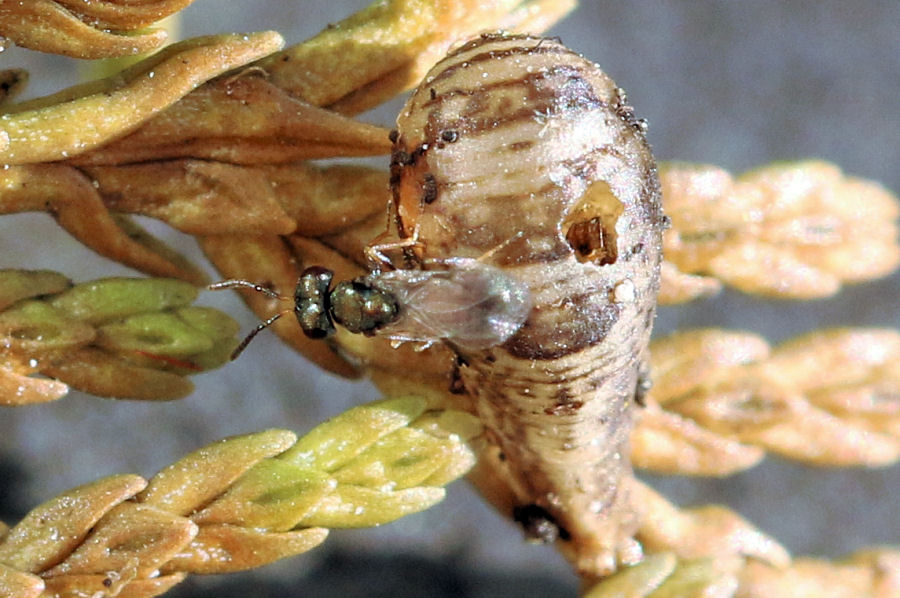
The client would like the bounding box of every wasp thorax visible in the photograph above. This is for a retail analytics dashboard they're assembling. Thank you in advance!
[329,280,399,335]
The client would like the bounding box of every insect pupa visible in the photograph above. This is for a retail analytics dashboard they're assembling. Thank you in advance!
[385,34,665,577]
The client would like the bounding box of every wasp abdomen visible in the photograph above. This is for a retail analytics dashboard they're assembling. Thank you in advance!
[390,34,663,577]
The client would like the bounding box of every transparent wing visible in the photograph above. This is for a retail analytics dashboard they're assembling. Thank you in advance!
[368,260,531,351]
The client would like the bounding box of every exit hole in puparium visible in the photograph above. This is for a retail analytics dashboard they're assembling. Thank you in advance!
[562,179,623,265]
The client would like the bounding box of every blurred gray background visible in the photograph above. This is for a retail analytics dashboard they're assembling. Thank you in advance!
[1,1,898,596]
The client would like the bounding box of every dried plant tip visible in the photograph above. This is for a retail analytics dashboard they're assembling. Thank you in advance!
[631,404,765,476]
[83,160,299,236]
[0,165,209,284]
[266,164,389,236]
[649,329,771,405]
[41,346,196,400]
[657,261,722,304]
[660,161,900,300]
[0,31,284,164]
[739,549,900,598]
[649,327,900,468]
[631,480,791,568]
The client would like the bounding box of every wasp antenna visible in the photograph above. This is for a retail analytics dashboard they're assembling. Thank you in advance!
[208,279,286,301]
[231,311,287,360]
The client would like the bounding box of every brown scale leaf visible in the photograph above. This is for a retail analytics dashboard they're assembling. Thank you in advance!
[660,161,900,301]
[671,374,900,467]
[37,346,189,401]
[70,73,393,166]
[42,572,186,598]
[0,474,146,573]
[83,160,298,236]
[42,502,197,578]
[2,160,386,285]
[0,165,208,284]
[54,0,197,30]
[658,260,723,304]
[0,563,43,598]
[0,31,284,165]
[78,160,387,238]
[267,164,388,236]
[0,0,169,59]
[0,357,69,406]
[258,0,576,113]
[766,329,900,439]
[631,404,765,477]
[649,329,771,406]
[162,525,328,575]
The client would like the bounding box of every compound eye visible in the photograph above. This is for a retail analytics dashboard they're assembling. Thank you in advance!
[295,267,336,339]
[329,280,399,335]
